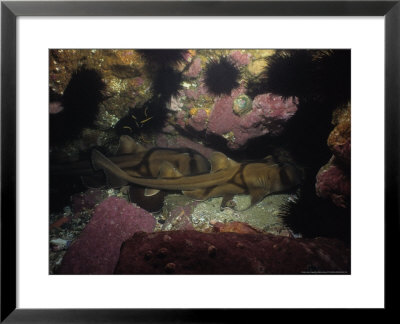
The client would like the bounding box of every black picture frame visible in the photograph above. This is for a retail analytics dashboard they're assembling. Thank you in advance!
[1,0,398,321]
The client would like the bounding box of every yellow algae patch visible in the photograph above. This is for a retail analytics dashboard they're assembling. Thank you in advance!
[189,108,211,117]
[248,59,268,76]
[189,108,198,116]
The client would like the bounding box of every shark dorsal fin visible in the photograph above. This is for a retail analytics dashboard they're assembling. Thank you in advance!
[117,135,146,154]
[210,152,238,172]
[158,161,183,179]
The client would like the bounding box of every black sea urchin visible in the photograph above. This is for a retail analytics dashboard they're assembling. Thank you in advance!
[152,66,183,101]
[262,50,315,101]
[50,67,106,146]
[313,50,351,107]
[204,56,240,96]
[137,49,189,67]
[279,187,350,245]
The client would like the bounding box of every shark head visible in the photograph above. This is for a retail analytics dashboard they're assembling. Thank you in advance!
[241,161,303,207]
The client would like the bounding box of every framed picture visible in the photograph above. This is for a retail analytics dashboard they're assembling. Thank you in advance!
[1,0,397,321]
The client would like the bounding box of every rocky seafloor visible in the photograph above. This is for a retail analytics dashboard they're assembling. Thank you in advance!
[50,188,302,274]
[49,49,351,275]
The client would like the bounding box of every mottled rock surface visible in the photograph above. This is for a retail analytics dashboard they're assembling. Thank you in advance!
[328,103,351,163]
[316,158,350,208]
[206,94,298,149]
[58,197,155,274]
[316,103,351,208]
[159,193,295,235]
[115,230,350,274]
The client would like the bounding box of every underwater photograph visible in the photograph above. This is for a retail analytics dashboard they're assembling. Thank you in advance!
[49,49,351,274]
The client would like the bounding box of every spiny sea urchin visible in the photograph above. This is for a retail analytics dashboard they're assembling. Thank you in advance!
[261,49,350,106]
[152,66,183,101]
[137,49,189,67]
[204,56,240,96]
[313,50,351,107]
[279,186,350,245]
[261,50,315,101]
[50,67,106,146]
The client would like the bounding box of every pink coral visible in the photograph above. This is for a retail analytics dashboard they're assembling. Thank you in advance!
[207,96,236,134]
[184,88,200,100]
[230,82,246,99]
[71,188,107,213]
[252,93,298,119]
[175,111,187,128]
[229,51,251,67]
[187,109,208,132]
[207,93,298,149]
[184,58,202,78]
[58,197,155,274]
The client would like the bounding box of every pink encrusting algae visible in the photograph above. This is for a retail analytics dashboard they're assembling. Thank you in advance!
[58,197,156,274]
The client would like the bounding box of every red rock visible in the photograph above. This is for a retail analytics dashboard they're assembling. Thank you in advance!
[115,231,350,274]
[50,216,71,230]
[328,120,351,163]
[58,197,156,274]
[316,158,350,208]
[328,103,351,163]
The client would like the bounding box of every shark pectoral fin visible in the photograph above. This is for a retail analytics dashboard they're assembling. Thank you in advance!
[144,188,161,197]
[182,189,208,200]
[249,188,267,207]
[117,135,146,154]
[209,152,238,172]
[158,161,183,179]
[221,194,235,209]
